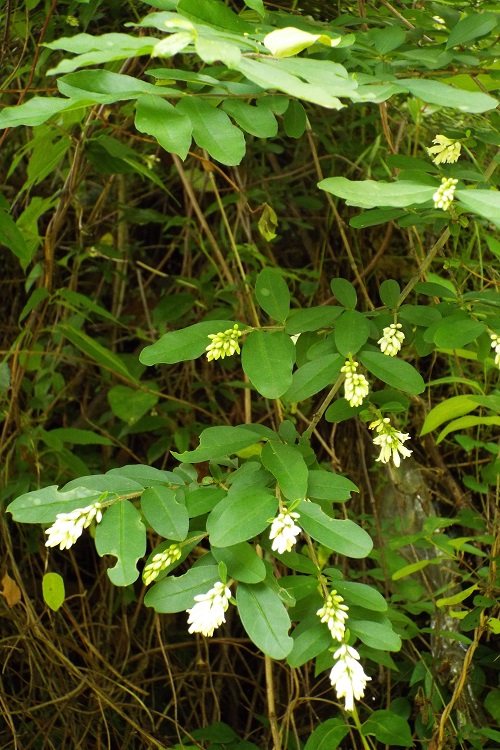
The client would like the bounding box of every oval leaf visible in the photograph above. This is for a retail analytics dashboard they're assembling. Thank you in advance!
[237,582,293,659]
[207,487,278,547]
[42,573,65,612]
[95,501,146,586]
[284,354,344,402]
[255,268,291,322]
[212,542,266,583]
[261,441,309,500]
[299,503,372,558]
[242,330,295,398]
[141,486,189,541]
[334,310,371,356]
[140,320,237,365]
[358,350,425,394]
[144,565,220,613]
[176,98,246,166]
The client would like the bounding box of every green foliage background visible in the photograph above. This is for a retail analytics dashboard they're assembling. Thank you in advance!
[1,1,500,748]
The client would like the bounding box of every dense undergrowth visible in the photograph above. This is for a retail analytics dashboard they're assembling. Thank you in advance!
[1,1,500,748]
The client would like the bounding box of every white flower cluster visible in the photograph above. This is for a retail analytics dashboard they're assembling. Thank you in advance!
[490,333,500,368]
[341,359,369,408]
[370,417,412,467]
[45,502,103,550]
[427,134,461,165]
[206,324,242,361]
[316,590,349,642]
[378,323,404,357]
[143,543,182,586]
[186,581,232,637]
[433,177,458,211]
[269,509,301,554]
[329,643,372,712]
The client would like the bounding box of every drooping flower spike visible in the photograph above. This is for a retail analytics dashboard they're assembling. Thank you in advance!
[143,543,182,586]
[186,581,232,637]
[206,324,243,361]
[427,134,461,165]
[369,417,412,468]
[45,502,103,550]
[490,333,500,369]
[341,359,369,408]
[378,323,404,357]
[329,643,371,711]
[317,590,350,642]
[433,177,458,211]
[269,508,301,554]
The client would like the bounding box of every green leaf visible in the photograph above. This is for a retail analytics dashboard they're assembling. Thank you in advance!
[334,310,370,357]
[135,95,192,159]
[304,718,350,750]
[379,280,401,309]
[95,501,147,586]
[261,441,309,500]
[285,307,343,334]
[255,268,290,321]
[283,100,306,138]
[144,565,220,612]
[324,398,363,423]
[456,189,500,230]
[141,486,189,541]
[243,0,264,15]
[46,33,159,74]
[186,487,227,517]
[436,415,500,445]
[140,320,237,365]
[57,70,164,104]
[350,208,406,229]
[177,0,253,32]
[57,324,136,382]
[206,487,277,547]
[362,711,412,747]
[333,581,387,611]
[433,317,485,349]
[241,330,295,399]
[176,99,246,166]
[264,27,334,58]
[212,543,266,583]
[319,177,435,209]
[349,619,401,651]
[284,354,344,402]
[221,99,277,138]
[235,58,343,109]
[0,210,31,269]
[0,97,82,129]
[288,621,332,668]
[299,503,372,558]
[307,470,358,503]
[330,278,356,309]
[258,202,278,241]
[420,395,480,436]
[7,485,105,524]
[173,425,265,463]
[397,78,498,113]
[446,13,499,49]
[436,583,478,608]
[108,385,159,425]
[237,582,293,659]
[358,351,425,394]
[42,573,65,612]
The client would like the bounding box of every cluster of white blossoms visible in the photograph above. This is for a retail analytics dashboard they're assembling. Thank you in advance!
[369,417,412,467]
[143,543,182,586]
[269,508,301,554]
[316,590,349,641]
[433,177,458,211]
[329,643,372,712]
[427,134,461,165]
[490,333,500,368]
[341,359,369,408]
[45,502,103,550]
[378,323,405,357]
[206,324,243,361]
[186,581,232,637]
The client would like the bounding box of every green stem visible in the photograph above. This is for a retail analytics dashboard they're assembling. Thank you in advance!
[302,374,344,440]
[396,227,451,309]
